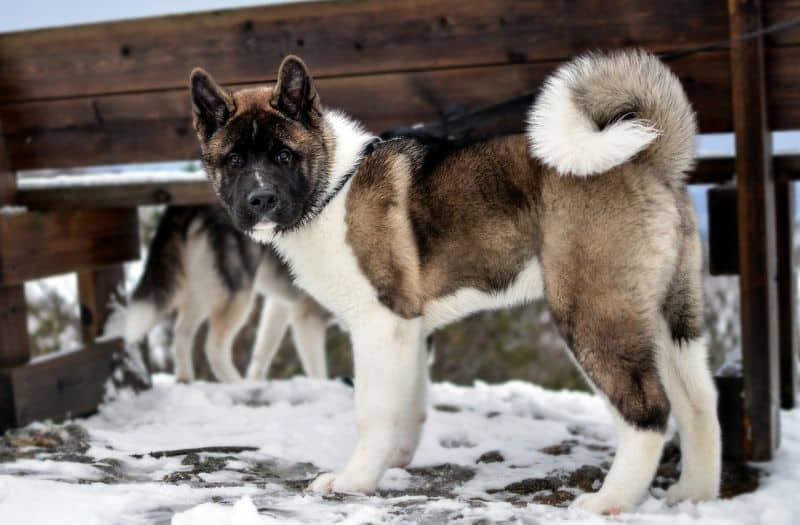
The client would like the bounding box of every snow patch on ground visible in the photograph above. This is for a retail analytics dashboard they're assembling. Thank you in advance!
[1,376,798,524]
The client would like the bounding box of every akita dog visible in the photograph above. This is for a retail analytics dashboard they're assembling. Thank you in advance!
[189,49,721,513]
[121,205,329,382]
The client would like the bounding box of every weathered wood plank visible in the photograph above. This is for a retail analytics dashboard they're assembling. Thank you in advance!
[0,286,28,367]
[729,0,781,460]
[11,158,735,210]
[78,265,125,343]
[0,209,139,285]
[6,46,800,170]
[0,0,744,103]
[17,180,215,209]
[0,340,116,430]
[0,120,13,204]
[774,174,798,409]
[716,376,747,462]
[0,118,29,369]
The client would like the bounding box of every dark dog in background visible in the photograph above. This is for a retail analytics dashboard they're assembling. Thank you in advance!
[117,205,329,382]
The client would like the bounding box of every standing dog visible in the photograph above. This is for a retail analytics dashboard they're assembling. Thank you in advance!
[189,50,721,513]
[122,205,329,382]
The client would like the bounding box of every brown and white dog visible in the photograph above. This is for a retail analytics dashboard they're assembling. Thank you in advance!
[189,50,721,513]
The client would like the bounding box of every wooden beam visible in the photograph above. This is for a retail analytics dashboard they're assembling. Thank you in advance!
[0,120,13,204]
[0,340,116,430]
[775,173,798,409]
[0,286,28,367]
[0,208,139,285]
[4,44,800,170]
[0,118,29,369]
[0,0,745,104]
[17,179,214,210]
[10,158,736,212]
[728,0,781,460]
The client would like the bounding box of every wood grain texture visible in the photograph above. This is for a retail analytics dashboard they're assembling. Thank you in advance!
[0,286,29,367]
[0,340,116,430]
[78,265,126,343]
[17,180,215,209]
[729,0,781,460]
[0,0,741,103]
[0,209,139,285]
[774,175,798,409]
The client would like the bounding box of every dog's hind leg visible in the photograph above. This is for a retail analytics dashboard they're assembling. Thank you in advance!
[659,212,721,504]
[245,298,291,380]
[549,296,669,514]
[659,333,721,504]
[289,296,328,379]
[205,291,253,383]
[172,304,204,383]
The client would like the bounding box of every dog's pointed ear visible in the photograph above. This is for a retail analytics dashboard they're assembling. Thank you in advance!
[271,56,321,124]
[190,68,234,139]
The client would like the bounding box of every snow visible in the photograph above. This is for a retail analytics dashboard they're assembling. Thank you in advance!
[16,171,206,190]
[1,375,799,524]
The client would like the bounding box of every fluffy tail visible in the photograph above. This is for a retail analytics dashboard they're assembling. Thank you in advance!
[527,49,696,179]
[119,207,199,344]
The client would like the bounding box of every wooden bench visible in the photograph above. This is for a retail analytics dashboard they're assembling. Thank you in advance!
[0,0,797,460]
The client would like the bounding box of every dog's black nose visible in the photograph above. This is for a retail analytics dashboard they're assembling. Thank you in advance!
[247,189,279,215]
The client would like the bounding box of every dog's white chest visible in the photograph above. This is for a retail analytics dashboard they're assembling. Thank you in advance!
[274,187,377,321]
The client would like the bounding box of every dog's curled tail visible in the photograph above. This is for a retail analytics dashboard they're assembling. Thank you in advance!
[527,49,696,180]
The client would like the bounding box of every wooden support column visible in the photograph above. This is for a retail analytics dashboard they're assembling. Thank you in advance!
[78,265,125,343]
[728,0,780,459]
[775,172,797,409]
[0,119,30,369]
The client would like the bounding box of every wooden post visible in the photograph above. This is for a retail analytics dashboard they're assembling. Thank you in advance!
[775,173,797,409]
[728,0,780,460]
[0,119,30,368]
[78,265,125,342]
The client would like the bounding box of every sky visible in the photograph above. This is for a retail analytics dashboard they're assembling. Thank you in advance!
[0,0,302,33]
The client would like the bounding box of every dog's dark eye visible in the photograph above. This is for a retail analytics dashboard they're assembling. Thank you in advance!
[227,153,244,168]
[275,149,292,165]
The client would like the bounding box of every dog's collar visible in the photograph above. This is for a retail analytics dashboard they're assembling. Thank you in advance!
[316,137,381,212]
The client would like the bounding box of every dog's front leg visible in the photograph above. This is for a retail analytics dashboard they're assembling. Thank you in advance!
[308,310,426,494]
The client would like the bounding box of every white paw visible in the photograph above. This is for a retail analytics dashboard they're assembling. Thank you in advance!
[174,372,194,383]
[244,370,263,382]
[572,492,632,515]
[306,471,376,495]
[665,477,718,505]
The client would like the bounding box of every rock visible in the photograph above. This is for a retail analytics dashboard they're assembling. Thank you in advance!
[503,477,560,495]
[163,471,195,483]
[568,465,605,492]
[476,451,505,464]
[533,489,576,507]
[539,440,577,456]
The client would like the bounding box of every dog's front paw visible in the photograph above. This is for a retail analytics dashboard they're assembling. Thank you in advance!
[306,471,376,495]
[571,492,631,515]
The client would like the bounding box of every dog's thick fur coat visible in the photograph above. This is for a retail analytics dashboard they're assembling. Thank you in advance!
[120,205,328,382]
[190,49,721,513]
